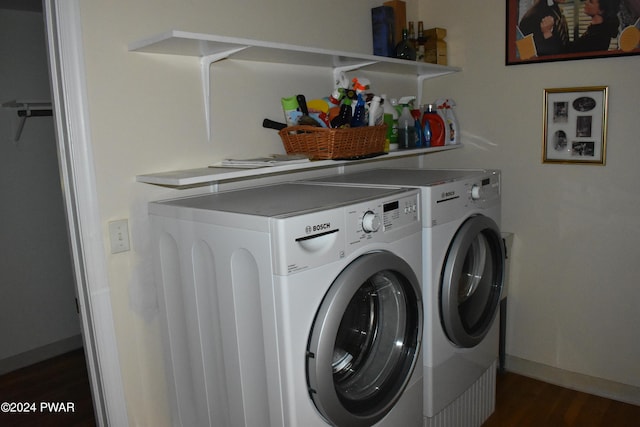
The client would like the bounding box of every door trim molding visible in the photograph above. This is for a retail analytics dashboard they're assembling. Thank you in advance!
[43,1,128,425]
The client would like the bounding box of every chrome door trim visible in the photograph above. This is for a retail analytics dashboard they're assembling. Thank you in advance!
[440,215,505,348]
[306,251,422,427]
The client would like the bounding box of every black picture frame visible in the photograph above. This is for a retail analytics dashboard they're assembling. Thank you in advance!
[506,0,640,65]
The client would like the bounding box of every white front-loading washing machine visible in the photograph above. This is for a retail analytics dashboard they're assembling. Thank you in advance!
[149,182,424,427]
[305,168,505,427]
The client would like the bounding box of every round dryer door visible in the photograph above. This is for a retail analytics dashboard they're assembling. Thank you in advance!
[440,215,505,348]
[306,251,422,427]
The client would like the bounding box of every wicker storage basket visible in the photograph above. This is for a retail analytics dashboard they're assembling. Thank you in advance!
[279,125,387,160]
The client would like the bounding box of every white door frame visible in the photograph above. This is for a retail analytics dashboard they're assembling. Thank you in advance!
[44,1,128,425]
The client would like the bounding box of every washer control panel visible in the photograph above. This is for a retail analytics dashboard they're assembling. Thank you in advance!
[347,190,420,245]
[275,188,420,275]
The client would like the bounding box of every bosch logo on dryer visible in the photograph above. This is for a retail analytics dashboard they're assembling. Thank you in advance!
[438,190,459,202]
[306,222,332,234]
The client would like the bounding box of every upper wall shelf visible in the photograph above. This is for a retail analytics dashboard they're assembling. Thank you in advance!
[129,31,461,137]
[128,30,460,77]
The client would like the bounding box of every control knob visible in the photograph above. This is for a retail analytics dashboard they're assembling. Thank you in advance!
[362,211,381,233]
[470,184,483,200]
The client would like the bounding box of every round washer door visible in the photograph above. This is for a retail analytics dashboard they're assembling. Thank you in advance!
[306,251,422,427]
[440,215,505,348]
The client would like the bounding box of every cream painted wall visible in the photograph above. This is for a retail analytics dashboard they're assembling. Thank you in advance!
[76,0,420,424]
[74,0,639,424]
[418,0,640,391]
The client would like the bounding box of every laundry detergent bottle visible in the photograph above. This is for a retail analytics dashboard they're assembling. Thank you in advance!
[421,104,446,147]
[436,98,460,145]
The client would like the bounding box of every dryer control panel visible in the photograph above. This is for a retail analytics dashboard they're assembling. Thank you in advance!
[468,174,500,203]
[425,170,501,227]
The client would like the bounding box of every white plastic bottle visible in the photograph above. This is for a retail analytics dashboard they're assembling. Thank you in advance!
[368,95,384,126]
[435,98,460,145]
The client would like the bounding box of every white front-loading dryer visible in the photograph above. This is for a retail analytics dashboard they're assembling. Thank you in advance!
[149,182,424,427]
[304,168,505,427]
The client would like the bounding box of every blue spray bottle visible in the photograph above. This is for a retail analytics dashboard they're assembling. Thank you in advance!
[412,109,423,147]
[351,94,366,127]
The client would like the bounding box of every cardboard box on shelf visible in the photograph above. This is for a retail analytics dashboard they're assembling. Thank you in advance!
[423,27,447,65]
[424,42,447,65]
[425,27,447,41]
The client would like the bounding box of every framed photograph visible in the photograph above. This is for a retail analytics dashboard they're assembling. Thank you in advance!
[543,86,608,165]
[506,0,640,65]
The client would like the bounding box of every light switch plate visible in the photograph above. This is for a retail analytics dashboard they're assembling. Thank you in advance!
[108,219,130,253]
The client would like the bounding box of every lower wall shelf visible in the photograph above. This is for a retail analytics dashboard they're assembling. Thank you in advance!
[136,145,462,188]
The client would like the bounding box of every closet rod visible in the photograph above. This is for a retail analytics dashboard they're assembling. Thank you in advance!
[17,109,53,117]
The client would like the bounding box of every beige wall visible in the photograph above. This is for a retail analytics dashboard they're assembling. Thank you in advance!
[418,0,640,390]
[75,0,639,424]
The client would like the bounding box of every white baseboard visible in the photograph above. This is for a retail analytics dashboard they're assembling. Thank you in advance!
[505,355,640,406]
[0,335,84,375]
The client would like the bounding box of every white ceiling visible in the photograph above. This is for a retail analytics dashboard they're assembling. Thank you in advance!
[0,0,42,12]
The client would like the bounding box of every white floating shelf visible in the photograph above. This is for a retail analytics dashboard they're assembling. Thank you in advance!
[136,145,462,188]
[129,30,460,77]
[129,31,461,137]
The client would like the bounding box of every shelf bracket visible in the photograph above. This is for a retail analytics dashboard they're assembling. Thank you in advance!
[2,100,53,143]
[332,62,377,89]
[417,75,429,107]
[14,115,28,143]
[200,46,250,140]
[13,108,54,143]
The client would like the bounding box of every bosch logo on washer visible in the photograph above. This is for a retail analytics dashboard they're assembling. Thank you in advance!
[306,222,332,234]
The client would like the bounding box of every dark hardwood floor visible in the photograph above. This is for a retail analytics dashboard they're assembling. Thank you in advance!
[2,349,639,426]
[483,371,640,427]
[0,348,95,427]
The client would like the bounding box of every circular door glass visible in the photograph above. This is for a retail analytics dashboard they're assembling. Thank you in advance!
[441,215,504,348]
[307,252,422,427]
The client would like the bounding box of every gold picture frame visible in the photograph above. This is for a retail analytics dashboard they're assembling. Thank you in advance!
[543,86,608,165]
